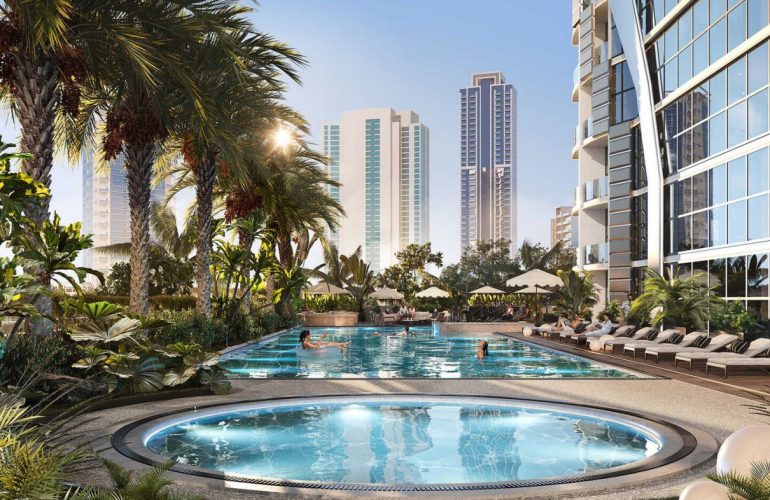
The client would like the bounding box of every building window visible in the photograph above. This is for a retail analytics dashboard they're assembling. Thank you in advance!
[649,0,769,101]
[612,61,639,124]
[661,41,770,174]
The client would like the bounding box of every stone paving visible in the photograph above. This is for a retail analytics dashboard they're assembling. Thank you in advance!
[68,371,766,499]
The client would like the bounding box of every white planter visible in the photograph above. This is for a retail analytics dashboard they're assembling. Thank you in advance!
[717,424,770,476]
[679,480,730,500]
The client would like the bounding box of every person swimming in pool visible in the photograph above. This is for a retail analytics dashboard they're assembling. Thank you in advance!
[394,325,411,337]
[476,340,489,359]
[299,330,349,352]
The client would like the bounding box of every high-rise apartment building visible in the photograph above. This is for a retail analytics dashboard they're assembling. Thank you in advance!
[551,206,575,248]
[82,149,170,274]
[322,109,429,271]
[460,72,518,253]
[572,0,770,324]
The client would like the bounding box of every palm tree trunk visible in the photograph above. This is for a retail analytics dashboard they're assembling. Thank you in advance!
[125,144,155,314]
[195,154,216,315]
[13,53,57,225]
[276,235,294,319]
[237,228,255,310]
[13,52,58,335]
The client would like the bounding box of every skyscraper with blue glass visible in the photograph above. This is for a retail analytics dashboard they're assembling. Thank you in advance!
[460,72,518,253]
[82,149,169,274]
[323,109,429,271]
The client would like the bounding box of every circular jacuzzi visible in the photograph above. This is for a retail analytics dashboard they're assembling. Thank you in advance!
[112,395,714,495]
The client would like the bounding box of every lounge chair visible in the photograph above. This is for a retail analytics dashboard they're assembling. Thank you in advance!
[602,327,656,353]
[622,329,680,358]
[675,338,770,370]
[559,322,592,341]
[707,356,770,377]
[570,324,622,344]
[643,333,738,363]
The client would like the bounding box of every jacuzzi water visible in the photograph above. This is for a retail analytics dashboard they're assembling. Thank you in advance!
[220,326,641,379]
[143,397,664,485]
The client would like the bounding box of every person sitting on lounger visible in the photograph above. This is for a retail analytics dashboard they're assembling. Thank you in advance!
[476,340,489,359]
[583,314,613,337]
[299,330,349,352]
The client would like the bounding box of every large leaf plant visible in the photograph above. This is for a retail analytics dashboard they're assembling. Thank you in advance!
[67,301,230,395]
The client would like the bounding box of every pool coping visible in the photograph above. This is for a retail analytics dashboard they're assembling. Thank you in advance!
[219,327,663,381]
[110,393,717,497]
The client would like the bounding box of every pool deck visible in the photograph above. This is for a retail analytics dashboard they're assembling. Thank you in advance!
[68,325,770,500]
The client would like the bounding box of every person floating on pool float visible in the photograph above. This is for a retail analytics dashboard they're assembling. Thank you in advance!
[476,340,489,359]
[394,325,411,337]
[299,330,349,352]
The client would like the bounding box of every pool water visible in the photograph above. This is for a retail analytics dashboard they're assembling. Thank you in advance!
[144,398,662,485]
[220,326,640,379]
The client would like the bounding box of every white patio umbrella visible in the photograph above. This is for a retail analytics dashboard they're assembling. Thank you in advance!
[369,287,404,300]
[506,269,562,289]
[305,282,352,296]
[415,286,450,298]
[514,285,552,295]
[470,285,505,294]
[507,269,561,316]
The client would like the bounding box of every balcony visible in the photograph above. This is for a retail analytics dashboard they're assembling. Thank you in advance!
[593,41,608,65]
[571,65,580,102]
[584,242,609,266]
[583,175,608,204]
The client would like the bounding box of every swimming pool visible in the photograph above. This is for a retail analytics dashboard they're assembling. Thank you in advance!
[117,395,695,492]
[220,326,645,379]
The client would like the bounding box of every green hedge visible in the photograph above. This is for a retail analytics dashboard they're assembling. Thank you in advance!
[78,294,196,311]
[301,294,357,313]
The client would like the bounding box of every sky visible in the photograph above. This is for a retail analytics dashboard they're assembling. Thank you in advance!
[0,0,577,267]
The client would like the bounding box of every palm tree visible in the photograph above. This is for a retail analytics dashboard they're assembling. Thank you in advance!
[516,240,565,272]
[341,252,376,320]
[1,1,194,329]
[0,1,167,225]
[314,243,360,287]
[171,30,304,315]
[551,270,599,318]
[72,2,255,314]
[630,268,719,330]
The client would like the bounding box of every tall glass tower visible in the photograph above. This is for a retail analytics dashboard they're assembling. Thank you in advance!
[460,72,518,253]
[82,149,169,274]
[322,109,429,271]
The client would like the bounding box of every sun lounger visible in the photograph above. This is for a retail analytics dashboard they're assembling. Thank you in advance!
[602,327,656,353]
[622,329,680,357]
[674,338,770,370]
[707,357,770,377]
[643,333,738,363]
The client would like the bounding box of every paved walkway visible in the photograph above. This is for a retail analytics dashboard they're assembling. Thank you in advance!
[69,370,766,499]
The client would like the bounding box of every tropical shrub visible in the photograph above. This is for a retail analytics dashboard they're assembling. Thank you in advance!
[67,301,230,395]
[78,460,205,500]
[150,310,227,349]
[706,462,770,499]
[710,301,756,334]
[468,294,518,306]
[301,294,357,312]
[0,394,88,500]
[251,309,284,336]
[595,300,621,322]
[631,268,720,330]
[104,246,193,296]
[551,270,599,319]
[0,332,81,388]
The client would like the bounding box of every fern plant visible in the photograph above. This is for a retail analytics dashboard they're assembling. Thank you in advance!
[0,394,88,500]
[706,461,770,499]
[74,460,204,500]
